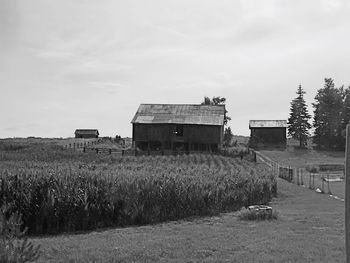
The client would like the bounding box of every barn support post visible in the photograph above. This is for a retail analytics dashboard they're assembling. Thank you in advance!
[321,176,324,193]
[309,173,312,189]
[345,124,350,263]
[301,169,304,185]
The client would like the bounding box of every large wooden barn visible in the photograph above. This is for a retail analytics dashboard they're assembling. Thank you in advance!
[131,104,225,153]
[74,129,99,139]
[249,120,287,148]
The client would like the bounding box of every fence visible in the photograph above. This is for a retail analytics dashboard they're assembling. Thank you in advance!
[251,149,337,194]
[64,139,101,149]
[70,144,251,157]
[82,147,135,156]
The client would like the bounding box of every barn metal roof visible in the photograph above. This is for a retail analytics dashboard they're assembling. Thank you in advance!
[249,120,288,128]
[75,129,99,135]
[131,104,225,126]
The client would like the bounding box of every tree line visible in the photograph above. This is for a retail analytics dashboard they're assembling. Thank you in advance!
[288,78,350,150]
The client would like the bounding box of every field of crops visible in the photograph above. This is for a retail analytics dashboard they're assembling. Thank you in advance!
[0,140,276,235]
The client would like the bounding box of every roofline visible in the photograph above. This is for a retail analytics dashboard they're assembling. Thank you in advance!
[249,126,287,129]
[249,120,288,129]
[75,129,99,133]
[131,122,223,126]
[132,104,226,125]
[249,120,287,122]
[138,103,226,107]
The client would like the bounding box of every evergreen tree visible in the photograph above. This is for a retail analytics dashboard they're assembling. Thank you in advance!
[287,85,311,148]
[313,78,344,149]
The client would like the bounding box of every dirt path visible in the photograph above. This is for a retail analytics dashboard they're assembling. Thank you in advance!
[32,178,345,262]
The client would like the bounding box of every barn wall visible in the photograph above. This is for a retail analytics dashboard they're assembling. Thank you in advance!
[75,134,98,139]
[250,127,286,147]
[132,124,223,151]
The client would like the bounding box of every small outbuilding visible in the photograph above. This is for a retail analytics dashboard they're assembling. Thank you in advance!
[131,104,225,153]
[249,120,287,148]
[74,129,99,138]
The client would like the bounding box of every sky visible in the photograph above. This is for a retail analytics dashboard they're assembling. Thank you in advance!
[1,0,350,138]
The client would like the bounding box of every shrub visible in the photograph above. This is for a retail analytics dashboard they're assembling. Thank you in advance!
[237,206,278,221]
[0,204,40,262]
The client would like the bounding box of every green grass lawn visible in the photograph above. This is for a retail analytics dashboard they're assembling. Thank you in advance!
[31,178,345,263]
[260,147,344,168]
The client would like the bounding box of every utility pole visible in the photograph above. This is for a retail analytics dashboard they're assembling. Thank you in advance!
[346,125,350,262]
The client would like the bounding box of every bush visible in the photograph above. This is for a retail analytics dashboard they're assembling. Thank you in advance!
[0,204,40,262]
[306,164,319,173]
[237,206,278,221]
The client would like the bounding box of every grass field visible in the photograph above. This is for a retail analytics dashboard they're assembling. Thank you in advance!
[1,138,347,262]
[260,147,344,168]
[30,178,345,262]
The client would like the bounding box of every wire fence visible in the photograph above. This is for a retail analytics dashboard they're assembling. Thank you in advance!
[251,149,342,195]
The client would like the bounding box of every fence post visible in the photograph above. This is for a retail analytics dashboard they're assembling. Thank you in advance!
[327,174,331,194]
[83,147,85,153]
[321,176,324,193]
[345,124,350,263]
[301,169,304,186]
[297,168,299,185]
[109,149,112,155]
[309,173,312,189]
[96,148,98,154]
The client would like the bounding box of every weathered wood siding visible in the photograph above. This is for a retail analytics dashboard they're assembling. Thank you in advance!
[250,127,286,147]
[133,123,223,151]
[75,134,99,139]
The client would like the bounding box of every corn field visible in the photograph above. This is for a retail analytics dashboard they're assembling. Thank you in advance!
[0,141,277,235]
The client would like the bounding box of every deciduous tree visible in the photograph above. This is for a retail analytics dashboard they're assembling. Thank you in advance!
[201,96,231,125]
[223,127,233,146]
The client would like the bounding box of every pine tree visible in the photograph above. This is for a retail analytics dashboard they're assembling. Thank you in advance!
[313,78,344,149]
[287,85,311,148]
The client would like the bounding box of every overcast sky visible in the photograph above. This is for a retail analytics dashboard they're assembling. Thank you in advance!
[1,0,350,138]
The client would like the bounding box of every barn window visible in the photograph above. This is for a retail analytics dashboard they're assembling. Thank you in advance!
[175,125,184,136]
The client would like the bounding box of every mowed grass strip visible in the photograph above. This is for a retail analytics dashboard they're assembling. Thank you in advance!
[31,178,345,263]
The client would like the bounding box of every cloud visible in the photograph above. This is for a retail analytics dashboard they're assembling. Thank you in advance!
[0,0,19,50]
[88,81,123,94]
[36,50,75,60]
